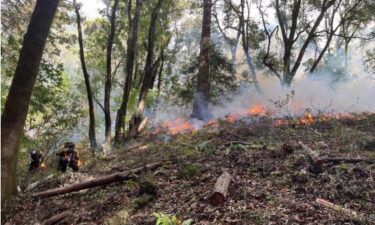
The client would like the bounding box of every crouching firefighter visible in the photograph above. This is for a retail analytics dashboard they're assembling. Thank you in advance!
[56,142,79,172]
[29,150,44,172]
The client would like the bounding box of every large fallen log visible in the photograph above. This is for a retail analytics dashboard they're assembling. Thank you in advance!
[316,198,357,217]
[32,162,162,198]
[209,171,231,206]
[39,210,71,225]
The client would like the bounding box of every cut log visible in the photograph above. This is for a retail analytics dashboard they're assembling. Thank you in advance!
[316,198,357,217]
[32,162,162,198]
[209,171,231,206]
[40,210,70,225]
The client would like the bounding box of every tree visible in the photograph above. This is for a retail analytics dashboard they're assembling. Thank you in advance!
[128,0,165,138]
[73,0,97,149]
[1,0,60,203]
[114,0,143,144]
[191,0,212,121]
[104,0,120,154]
[260,0,335,86]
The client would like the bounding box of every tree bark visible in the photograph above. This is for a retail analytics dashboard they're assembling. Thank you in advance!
[32,162,162,198]
[73,0,97,149]
[1,0,59,204]
[209,171,231,206]
[191,0,212,121]
[114,0,143,144]
[128,0,164,138]
[103,0,120,153]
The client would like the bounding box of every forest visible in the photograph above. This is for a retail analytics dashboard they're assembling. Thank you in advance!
[1,0,375,224]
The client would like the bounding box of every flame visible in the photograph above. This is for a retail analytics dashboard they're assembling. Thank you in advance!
[298,112,315,125]
[40,162,46,169]
[225,113,240,123]
[204,120,218,129]
[247,105,267,116]
[77,160,83,166]
[161,118,195,135]
[274,119,289,127]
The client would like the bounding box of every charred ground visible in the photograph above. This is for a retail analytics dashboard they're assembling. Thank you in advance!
[2,113,375,225]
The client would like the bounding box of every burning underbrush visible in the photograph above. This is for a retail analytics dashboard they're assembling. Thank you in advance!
[149,102,374,137]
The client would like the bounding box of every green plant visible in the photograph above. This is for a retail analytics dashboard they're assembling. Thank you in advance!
[153,212,193,225]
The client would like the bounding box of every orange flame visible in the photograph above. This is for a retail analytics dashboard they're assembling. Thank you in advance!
[225,113,240,123]
[161,118,195,135]
[298,112,315,125]
[247,105,267,116]
[40,162,46,169]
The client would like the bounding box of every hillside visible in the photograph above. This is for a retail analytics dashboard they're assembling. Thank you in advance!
[2,113,375,225]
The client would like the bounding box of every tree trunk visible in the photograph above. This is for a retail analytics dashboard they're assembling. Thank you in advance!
[243,48,263,94]
[1,0,59,203]
[73,0,97,149]
[191,0,212,121]
[128,0,164,138]
[103,0,120,153]
[114,0,143,144]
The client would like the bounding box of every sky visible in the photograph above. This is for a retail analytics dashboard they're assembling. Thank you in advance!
[79,0,105,19]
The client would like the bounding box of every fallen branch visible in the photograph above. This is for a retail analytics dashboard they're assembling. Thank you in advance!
[209,171,231,206]
[316,198,358,217]
[40,210,70,225]
[320,158,374,164]
[32,162,162,198]
[298,142,323,174]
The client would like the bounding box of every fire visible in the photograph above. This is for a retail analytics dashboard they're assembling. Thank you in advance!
[298,112,315,125]
[40,162,46,169]
[225,113,240,123]
[274,119,289,127]
[203,120,218,129]
[247,105,267,116]
[77,160,83,166]
[161,118,195,135]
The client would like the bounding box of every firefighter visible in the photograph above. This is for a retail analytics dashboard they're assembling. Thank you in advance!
[56,142,79,172]
[29,150,44,172]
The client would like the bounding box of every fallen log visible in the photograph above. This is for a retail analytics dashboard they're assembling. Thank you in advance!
[316,198,357,217]
[40,210,70,225]
[320,158,374,164]
[209,171,231,206]
[298,142,323,174]
[32,162,162,198]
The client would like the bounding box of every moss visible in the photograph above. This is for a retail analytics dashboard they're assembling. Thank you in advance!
[133,194,154,210]
[335,164,350,172]
[139,176,158,196]
[179,163,200,178]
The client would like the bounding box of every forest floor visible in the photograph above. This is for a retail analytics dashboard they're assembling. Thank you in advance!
[2,112,375,225]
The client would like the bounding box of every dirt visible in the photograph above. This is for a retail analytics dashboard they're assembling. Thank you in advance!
[2,113,375,225]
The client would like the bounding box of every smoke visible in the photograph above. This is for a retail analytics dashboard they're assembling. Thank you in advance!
[150,58,375,129]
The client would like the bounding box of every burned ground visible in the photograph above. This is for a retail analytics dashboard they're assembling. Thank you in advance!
[2,113,375,225]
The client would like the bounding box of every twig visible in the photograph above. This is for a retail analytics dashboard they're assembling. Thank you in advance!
[316,198,358,217]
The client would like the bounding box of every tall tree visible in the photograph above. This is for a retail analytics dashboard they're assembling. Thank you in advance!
[191,0,212,121]
[261,0,335,86]
[1,0,60,203]
[114,0,143,144]
[128,0,164,138]
[73,0,97,149]
[103,0,120,153]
